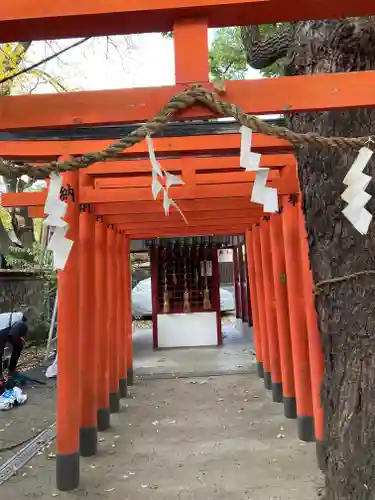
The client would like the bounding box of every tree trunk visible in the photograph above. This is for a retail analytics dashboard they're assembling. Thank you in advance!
[243,18,375,500]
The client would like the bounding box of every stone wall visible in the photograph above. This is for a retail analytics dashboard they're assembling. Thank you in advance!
[0,270,45,336]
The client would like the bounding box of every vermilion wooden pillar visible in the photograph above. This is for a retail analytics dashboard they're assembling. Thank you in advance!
[118,232,128,398]
[269,213,297,419]
[232,246,241,319]
[245,229,263,378]
[282,196,315,442]
[56,170,80,491]
[107,227,120,412]
[173,18,209,84]
[150,246,159,349]
[259,219,283,403]
[238,243,248,322]
[78,205,97,457]
[212,247,223,345]
[244,249,253,326]
[95,218,110,431]
[299,209,324,446]
[252,225,272,389]
[123,235,133,385]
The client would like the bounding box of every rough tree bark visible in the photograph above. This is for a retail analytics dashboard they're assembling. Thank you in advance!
[241,18,375,500]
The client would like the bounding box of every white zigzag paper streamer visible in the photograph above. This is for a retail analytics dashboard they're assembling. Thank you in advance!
[146,134,188,224]
[240,126,278,213]
[44,172,74,270]
[341,147,373,235]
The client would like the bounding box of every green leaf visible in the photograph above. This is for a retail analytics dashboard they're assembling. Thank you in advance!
[280,273,287,285]
[209,28,247,81]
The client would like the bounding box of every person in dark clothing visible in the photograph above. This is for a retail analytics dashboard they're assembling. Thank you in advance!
[0,313,28,389]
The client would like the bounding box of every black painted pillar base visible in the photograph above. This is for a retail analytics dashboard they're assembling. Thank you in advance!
[56,452,79,491]
[127,368,134,386]
[79,426,98,457]
[297,415,315,442]
[97,408,110,431]
[109,392,120,413]
[119,378,128,398]
[316,440,326,471]
[283,397,297,419]
[256,361,264,379]
[271,382,283,403]
[263,371,272,390]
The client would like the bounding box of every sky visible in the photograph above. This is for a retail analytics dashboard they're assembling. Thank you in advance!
[20,30,261,94]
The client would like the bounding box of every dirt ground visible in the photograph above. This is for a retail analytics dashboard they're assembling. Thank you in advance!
[0,367,56,464]
[0,373,322,499]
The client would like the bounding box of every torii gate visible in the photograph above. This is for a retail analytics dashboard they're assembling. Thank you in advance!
[1,0,375,491]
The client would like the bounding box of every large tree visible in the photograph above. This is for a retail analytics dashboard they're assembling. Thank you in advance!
[238,19,375,500]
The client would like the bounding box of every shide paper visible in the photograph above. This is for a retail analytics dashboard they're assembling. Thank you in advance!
[341,146,373,235]
[240,126,278,213]
[146,134,188,223]
[44,172,74,270]
[48,226,74,270]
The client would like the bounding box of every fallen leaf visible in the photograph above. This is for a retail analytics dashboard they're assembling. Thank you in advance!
[104,488,116,492]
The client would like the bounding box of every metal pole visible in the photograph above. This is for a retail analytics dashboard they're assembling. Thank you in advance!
[44,291,58,362]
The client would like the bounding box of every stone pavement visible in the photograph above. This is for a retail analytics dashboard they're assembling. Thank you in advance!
[134,321,256,378]
[0,374,321,499]
[0,318,322,498]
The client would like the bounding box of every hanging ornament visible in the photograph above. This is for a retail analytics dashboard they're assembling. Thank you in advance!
[203,243,211,310]
[162,247,170,313]
[172,256,177,287]
[44,172,74,270]
[183,244,191,313]
[341,146,373,234]
[240,126,278,213]
[195,244,200,284]
[146,134,188,223]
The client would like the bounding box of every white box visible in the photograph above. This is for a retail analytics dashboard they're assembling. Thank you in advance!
[157,312,218,348]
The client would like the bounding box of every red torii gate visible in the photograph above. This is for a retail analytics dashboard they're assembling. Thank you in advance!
[1,0,374,491]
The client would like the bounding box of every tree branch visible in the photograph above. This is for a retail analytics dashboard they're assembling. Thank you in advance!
[0,37,91,86]
[240,24,295,70]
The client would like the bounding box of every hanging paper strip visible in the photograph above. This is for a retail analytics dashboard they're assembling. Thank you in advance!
[44,172,74,270]
[240,126,278,213]
[341,146,373,235]
[146,134,188,223]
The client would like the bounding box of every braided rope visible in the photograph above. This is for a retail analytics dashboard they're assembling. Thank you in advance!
[0,87,373,180]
